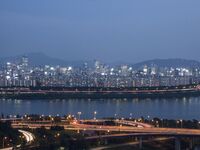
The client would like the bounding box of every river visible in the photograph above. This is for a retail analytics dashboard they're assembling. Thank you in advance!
[0,97,200,120]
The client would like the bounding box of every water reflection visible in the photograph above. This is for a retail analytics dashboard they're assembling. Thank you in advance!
[0,97,200,119]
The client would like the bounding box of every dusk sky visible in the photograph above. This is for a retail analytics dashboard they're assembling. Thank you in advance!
[1,0,200,63]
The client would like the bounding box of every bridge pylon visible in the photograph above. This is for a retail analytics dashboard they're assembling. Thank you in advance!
[175,137,181,150]
[139,137,142,149]
[189,137,194,150]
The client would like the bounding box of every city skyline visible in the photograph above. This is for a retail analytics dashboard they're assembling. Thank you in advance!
[1,55,200,88]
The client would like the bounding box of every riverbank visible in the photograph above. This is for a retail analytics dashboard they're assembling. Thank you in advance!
[0,84,199,99]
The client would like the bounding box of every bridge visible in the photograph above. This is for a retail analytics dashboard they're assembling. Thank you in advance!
[8,119,200,150]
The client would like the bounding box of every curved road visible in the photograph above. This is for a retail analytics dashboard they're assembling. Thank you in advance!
[18,130,34,143]
[0,130,34,150]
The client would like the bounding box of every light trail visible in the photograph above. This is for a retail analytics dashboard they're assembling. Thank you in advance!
[0,130,34,150]
[18,130,34,143]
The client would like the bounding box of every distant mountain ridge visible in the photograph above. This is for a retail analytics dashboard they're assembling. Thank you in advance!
[132,59,200,69]
[0,52,86,67]
[0,52,200,68]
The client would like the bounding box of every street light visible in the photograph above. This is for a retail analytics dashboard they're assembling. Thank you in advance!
[129,113,133,120]
[57,133,60,137]
[176,120,179,128]
[2,137,7,148]
[156,121,159,127]
[180,119,183,128]
[114,113,117,119]
[77,112,82,121]
[147,115,150,123]
[93,111,97,120]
